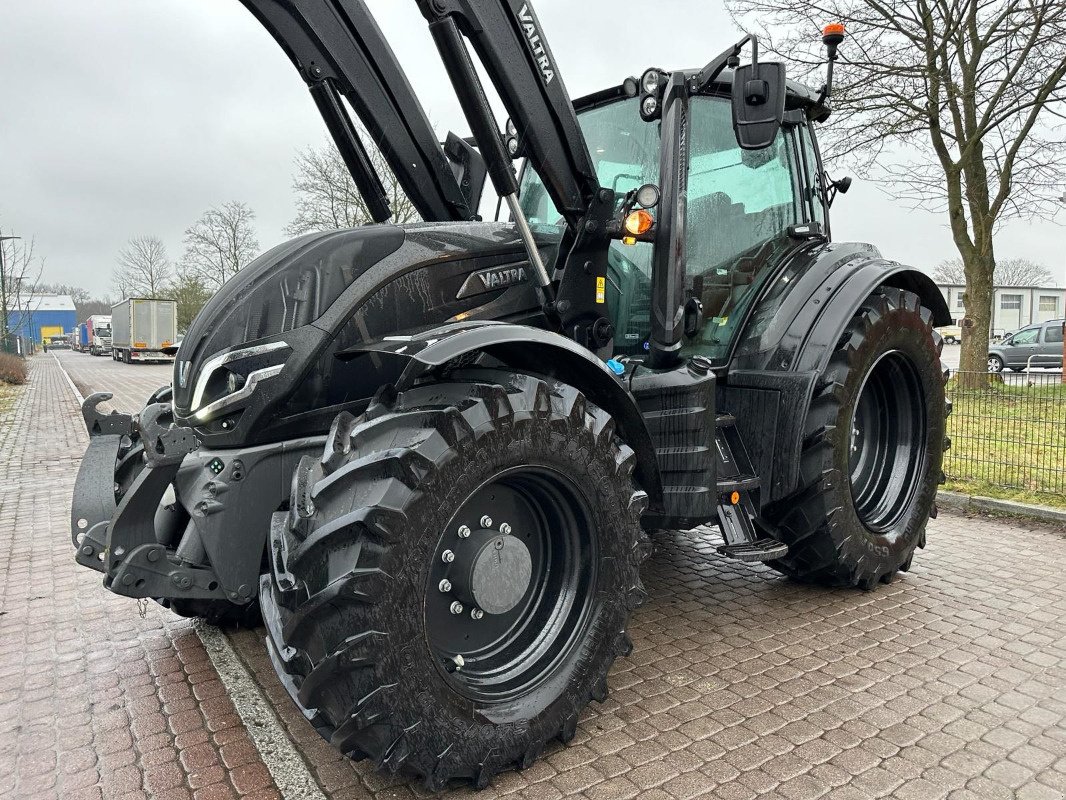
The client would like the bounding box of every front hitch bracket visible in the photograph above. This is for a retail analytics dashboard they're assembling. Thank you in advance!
[81,392,135,438]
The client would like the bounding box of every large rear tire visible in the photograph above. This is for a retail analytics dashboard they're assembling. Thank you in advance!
[262,370,649,789]
[762,287,948,588]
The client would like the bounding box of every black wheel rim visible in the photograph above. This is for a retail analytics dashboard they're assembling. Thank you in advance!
[848,351,927,534]
[425,466,596,705]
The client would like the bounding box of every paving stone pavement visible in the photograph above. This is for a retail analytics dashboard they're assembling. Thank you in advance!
[0,354,282,800]
[50,349,1066,799]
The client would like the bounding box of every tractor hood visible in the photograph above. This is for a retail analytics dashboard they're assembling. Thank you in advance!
[171,225,405,417]
[169,222,546,446]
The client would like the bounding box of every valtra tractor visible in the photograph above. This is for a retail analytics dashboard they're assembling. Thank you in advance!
[71,0,950,788]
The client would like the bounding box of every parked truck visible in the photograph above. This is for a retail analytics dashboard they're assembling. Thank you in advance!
[85,315,112,356]
[75,322,89,352]
[110,298,177,363]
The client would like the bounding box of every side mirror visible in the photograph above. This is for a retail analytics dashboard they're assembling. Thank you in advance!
[731,62,786,150]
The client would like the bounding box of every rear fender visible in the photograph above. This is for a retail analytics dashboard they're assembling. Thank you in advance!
[340,321,664,506]
[725,243,950,503]
[732,242,951,375]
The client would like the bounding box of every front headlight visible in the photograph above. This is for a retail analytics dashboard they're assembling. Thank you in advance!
[188,341,290,422]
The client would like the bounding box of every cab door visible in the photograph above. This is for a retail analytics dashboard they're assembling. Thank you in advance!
[680,97,804,366]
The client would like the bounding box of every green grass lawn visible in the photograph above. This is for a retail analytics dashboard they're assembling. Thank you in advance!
[944,376,1066,509]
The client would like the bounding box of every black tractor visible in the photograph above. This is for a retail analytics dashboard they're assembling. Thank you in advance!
[71,1,950,789]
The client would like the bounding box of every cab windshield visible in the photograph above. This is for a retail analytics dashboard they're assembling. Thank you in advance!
[518,94,799,364]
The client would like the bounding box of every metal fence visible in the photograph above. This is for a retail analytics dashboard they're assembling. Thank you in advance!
[944,370,1066,500]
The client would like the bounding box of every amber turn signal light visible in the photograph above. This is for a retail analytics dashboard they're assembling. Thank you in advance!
[730,491,740,505]
[624,209,654,236]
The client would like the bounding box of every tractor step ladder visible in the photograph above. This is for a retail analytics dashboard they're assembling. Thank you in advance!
[714,415,788,563]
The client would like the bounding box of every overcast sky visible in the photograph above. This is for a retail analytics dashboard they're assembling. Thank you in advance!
[1,0,1063,297]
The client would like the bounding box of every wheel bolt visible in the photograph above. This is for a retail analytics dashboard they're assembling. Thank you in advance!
[480,515,493,528]
[499,522,511,535]
[450,601,464,615]
[457,525,471,539]
[470,608,484,620]
[442,550,455,563]
[438,579,452,592]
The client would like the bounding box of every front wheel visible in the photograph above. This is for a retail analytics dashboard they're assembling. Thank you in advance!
[762,287,947,588]
[988,355,1005,373]
[262,370,649,788]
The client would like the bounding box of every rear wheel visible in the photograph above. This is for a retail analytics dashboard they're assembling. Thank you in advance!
[262,370,649,788]
[762,287,947,588]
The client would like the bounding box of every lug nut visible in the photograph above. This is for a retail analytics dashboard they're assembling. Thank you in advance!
[442,550,455,563]
[480,515,493,528]
[471,608,484,620]
[499,522,512,535]
[438,579,452,593]
[457,525,471,539]
[450,601,464,615]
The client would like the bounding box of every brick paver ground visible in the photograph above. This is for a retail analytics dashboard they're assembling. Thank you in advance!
[51,349,1066,799]
[0,355,282,800]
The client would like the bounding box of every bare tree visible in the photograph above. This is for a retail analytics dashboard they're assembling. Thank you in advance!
[285,137,419,236]
[37,282,92,305]
[934,256,1054,287]
[0,230,44,349]
[182,201,259,290]
[167,267,213,334]
[994,258,1054,287]
[728,0,1066,382]
[931,259,966,285]
[113,235,173,299]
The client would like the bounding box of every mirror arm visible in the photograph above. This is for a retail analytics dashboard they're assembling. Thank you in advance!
[816,56,837,107]
[692,34,758,94]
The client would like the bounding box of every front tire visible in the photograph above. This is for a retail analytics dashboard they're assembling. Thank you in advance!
[988,355,1005,373]
[262,370,649,788]
[762,287,947,589]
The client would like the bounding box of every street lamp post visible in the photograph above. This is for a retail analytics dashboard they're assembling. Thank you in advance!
[0,234,23,354]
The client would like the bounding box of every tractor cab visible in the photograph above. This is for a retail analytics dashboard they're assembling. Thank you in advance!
[518,74,829,364]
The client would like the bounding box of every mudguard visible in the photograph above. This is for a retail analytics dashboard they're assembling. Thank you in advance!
[339,320,664,507]
[724,242,950,504]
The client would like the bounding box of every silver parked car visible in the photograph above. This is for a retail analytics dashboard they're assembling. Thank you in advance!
[987,319,1064,372]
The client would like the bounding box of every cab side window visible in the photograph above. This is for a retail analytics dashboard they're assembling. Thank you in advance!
[796,124,826,227]
[1045,323,1063,344]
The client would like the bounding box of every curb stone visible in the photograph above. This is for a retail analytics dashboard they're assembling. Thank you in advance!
[938,489,1066,527]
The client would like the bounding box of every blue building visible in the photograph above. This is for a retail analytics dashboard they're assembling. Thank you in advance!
[8,294,78,346]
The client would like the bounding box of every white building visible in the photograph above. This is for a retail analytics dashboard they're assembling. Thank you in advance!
[937,284,1066,335]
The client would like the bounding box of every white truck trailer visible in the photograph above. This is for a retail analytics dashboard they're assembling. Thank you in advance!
[110,298,177,363]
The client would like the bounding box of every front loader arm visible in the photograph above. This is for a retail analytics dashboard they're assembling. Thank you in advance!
[239,0,474,223]
[415,0,618,352]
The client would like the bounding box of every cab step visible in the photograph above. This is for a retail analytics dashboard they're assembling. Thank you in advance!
[716,474,761,494]
[717,539,789,562]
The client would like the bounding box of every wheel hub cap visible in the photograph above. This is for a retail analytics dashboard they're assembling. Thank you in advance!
[453,529,533,615]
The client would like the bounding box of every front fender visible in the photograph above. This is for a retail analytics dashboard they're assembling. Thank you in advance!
[339,321,664,507]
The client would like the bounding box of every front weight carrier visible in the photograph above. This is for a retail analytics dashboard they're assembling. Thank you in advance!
[72,393,230,601]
